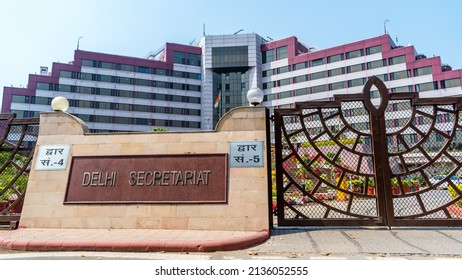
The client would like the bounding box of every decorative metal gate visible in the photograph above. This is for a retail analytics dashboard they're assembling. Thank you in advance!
[274,77,462,227]
[0,114,39,227]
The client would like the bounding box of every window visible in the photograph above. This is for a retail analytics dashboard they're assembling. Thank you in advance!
[154,68,167,76]
[117,90,132,98]
[77,86,92,94]
[79,72,93,80]
[278,91,292,99]
[276,46,288,60]
[263,82,273,90]
[441,78,461,89]
[294,88,308,96]
[97,75,114,83]
[310,71,325,80]
[136,79,151,86]
[415,82,437,92]
[212,46,248,67]
[262,70,273,77]
[329,81,346,91]
[36,82,53,90]
[172,83,183,90]
[187,53,201,66]
[137,66,150,74]
[367,59,386,69]
[81,59,96,67]
[95,115,112,123]
[346,49,364,59]
[278,78,291,87]
[376,74,389,82]
[96,102,111,110]
[391,85,413,93]
[311,85,326,94]
[327,54,344,63]
[262,50,274,63]
[366,45,382,55]
[59,71,74,78]
[293,75,308,83]
[346,63,365,73]
[328,67,344,77]
[187,96,201,104]
[135,91,150,99]
[12,95,29,103]
[388,55,406,65]
[98,61,115,69]
[390,70,411,80]
[174,51,185,64]
[293,62,307,70]
[277,66,290,74]
[118,64,133,72]
[172,71,183,78]
[348,78,366,87]
[117,77,132,85]
[413,66,432,76]
[188,84,201,91]
[57,84,73,92]
[310,58,324,67]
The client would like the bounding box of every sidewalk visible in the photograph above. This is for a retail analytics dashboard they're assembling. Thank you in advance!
[1,227,462,259]
[0,228,269,252]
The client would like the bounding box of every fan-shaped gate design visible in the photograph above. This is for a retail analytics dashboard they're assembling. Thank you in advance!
[274,76,462,226]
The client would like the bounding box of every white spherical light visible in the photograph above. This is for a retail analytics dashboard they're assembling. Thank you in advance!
[246,88,264,106]
[51,96,69,112]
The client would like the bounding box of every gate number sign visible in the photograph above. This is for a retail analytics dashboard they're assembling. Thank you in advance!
[229,141,263,168]
[35,145,70,170]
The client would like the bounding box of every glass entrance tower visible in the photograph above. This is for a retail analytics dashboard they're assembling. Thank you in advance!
[199,34,264,129]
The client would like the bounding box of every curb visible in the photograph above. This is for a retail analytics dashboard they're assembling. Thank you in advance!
[0,229,269,252]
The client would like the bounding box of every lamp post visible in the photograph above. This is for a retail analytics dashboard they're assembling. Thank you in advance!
[246,88,264,106]
[51,96,69,112]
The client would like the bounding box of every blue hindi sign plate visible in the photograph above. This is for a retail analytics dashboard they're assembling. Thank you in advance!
[229,141,264,168]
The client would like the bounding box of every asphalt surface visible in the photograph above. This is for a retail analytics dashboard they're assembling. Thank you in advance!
[1,226,462,260]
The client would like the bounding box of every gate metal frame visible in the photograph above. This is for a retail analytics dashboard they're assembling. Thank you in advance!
[274,76,462,227]
[0,114,39,228]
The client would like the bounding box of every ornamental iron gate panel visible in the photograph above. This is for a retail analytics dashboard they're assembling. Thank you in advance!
[274,77,462,227]
[0,114,39,228]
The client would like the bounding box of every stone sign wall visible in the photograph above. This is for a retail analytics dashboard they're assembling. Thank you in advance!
[20,107,269,231]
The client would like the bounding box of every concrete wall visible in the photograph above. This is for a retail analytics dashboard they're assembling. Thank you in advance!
[20,107,269,231]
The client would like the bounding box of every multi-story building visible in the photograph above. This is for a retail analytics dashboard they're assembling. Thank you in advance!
[2,33,462,132]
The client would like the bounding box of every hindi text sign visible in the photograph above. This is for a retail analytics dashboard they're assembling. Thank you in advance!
[35,145,70,170]
[229,141,264,168]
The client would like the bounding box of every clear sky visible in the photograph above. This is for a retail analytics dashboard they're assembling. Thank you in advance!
[1,0,461,107]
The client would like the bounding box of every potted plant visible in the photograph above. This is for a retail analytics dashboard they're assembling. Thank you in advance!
[303,179,313,192]
[412,179,420,192]
[402,179,411,193]
[367,178,375,195]
[390,178,400,195]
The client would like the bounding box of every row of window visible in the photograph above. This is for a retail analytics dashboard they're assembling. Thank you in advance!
[12,110,201,129]
[82,52,201,72]
[62,68,201,80]
[11,94,201,116]
[264,58,431,81]
[264,78,461,102]
[59,71,201,91]
[262,45,382,66]
[262,46,288,63]
[36,82,201,104]
[173,51,201,66]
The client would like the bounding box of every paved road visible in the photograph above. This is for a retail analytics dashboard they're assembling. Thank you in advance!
[2,227,462,260]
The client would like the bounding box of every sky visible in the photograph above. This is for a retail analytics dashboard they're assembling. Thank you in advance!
[1,0,461,107]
